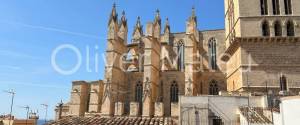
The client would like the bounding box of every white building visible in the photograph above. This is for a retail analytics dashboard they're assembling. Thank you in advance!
[273,96,300,125]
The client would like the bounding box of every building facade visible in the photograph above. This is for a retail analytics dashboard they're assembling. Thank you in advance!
[55,0,300,121]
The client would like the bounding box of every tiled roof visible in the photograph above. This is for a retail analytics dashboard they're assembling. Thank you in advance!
[47,116,177,125]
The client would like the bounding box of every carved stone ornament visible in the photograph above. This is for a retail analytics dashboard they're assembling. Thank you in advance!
[102,79,111,103]
[143,77,151,102]
[186,78,193,95]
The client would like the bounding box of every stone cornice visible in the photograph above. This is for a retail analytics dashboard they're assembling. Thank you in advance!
[221,37,300,61]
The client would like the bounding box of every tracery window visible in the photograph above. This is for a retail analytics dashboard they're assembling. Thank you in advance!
[209,80,219,95]
[178,41,185,71]
[135,81,143,102]
[208,38,217,70]
[170,81,179,102]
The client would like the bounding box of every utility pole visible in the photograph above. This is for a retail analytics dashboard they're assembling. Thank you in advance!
[41,103,48,124]
[3,89,16,125]
[246,72,251,125]
[58,100,63,120]
[20,105,30,125]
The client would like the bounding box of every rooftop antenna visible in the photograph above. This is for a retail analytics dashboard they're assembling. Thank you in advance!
[246,71,251,125]
[3,89,16,125]
[19,105,30,125]
[41,103,49,124]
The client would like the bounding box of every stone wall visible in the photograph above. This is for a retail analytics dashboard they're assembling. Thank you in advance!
[240,41,300,94]
[88,80,104,113]
[179,96,267,125]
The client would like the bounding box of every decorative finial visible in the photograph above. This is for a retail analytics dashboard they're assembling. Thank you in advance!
[166,18,169,26]
[156,9,160,17]
[113,2,116,8]
[154,9,161,25]
[136,16,141,27]
[121,10,126,24]
[192,6,195,17]
[137,16,141,22]
[164,17,170,33]
[122,10,125,16]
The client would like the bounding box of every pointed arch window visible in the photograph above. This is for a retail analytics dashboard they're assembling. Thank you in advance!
[178,41,185,71]
[261,0,268,15]
[274,21,282,36]
[135,81,143,102]
[208,38,217,70]
[262,21,270,36]
[280,75,287,91]
[170,81,179,102]
[272,0,280,15]
[209,80,219,95]
[284,0,292,15]
[286,21,295,36]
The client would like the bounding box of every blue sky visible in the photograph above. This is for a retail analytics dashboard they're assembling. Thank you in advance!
[0,0,224,119]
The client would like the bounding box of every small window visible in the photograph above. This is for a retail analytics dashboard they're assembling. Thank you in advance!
[286,21,295,36]
[272,0,280,15]
[261,0,268,15]
[284,0,292,15]
[274,21,282,36]
[262,21,270,36]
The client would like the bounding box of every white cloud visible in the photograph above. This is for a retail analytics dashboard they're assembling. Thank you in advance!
[0,65,22,70]
[0,81,69,89]
[0,50,39,60]
[0,20,105,40]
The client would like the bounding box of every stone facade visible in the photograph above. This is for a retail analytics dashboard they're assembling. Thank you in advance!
[224,0,300,95]
[55,0,300,120]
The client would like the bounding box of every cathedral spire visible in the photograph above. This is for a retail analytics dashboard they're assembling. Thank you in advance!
[118,10,128,42]
[108,3,118,25]
[188,6,197,25]
[132,16,143,40]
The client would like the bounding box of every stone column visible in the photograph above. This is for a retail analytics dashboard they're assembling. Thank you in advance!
[282,21,287,37]
[270,21,275,37]
[114,102,125,116]
[154,102,164,117]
